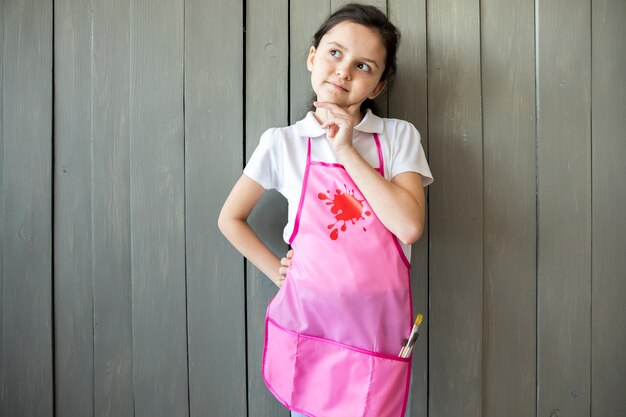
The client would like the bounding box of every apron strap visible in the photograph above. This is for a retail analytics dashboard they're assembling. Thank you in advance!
[306,137,312,164]
[288,137,313,244]
[373,133,384,176]
[309,134,384,175]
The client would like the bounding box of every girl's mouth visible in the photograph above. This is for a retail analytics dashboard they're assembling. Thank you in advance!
[327,81,348,92]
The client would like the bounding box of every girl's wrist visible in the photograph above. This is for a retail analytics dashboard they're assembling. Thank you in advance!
[333,142,358,162]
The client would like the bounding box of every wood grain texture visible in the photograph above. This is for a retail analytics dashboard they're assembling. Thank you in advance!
[591,1,626,416]
[0,0,5,413]
[91,1,135,416]
[537,1,592,416]
[245,0,289,416]
[129,1,189,416]
[290,0,331,123]
[53,0,95,415]
[1,1,54,416]
[388,0,428,415]
[185,0,247,416]
[427,0,483,415]
[481,0,537,417]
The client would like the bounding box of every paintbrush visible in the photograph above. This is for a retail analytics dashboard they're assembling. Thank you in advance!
[398,338,409,357]
[399,313,423,358]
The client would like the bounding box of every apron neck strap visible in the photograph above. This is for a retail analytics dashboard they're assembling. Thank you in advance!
[307,134,384,175]
[373,133,384,175]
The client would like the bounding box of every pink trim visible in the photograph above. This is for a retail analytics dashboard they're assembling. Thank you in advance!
[311,161,345,169]
[392,235,412,270]
[405,267,414,330]
[262,300,299,411]
[399,257,415,417]
[267,317,409,363]
[262,315,290,407]
[373,133,384,176]
[399,356,412,417]
[289,139,312,244]
[290,407,315,417]
[397,248,414,417]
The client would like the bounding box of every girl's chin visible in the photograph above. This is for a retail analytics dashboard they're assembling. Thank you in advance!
[314,97,350,107]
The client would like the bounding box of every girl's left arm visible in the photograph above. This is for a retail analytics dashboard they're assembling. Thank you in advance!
[315,101,425,245]
[335,146,425,245]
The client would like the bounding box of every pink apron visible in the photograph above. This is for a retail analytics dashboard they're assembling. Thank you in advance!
[263,134,413,417]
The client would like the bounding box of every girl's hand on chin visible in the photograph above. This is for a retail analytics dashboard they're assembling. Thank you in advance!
[314,101,363,153]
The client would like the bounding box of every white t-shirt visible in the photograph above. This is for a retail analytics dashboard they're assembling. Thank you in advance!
[243,109,434,259]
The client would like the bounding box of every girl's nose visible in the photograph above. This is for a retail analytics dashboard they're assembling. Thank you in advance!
[336,65,351,80]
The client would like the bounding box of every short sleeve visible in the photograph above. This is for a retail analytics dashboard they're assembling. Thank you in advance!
[389,122,434,186]
[243,128,282,190]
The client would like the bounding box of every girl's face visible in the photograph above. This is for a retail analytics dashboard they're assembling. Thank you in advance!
[307,21,387,110]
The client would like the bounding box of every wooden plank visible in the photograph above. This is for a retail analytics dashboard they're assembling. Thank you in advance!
[0,1,4,404]
[388,0,428,416]
[129,1,188,416]
[1,0,4,407]
[427,0,483,415]
[91,1,134,416]
[290,0,331,123]
[536,0,592,416]
[53,0,95,416]
[245,0,289,416]
[591,1,626,416]
[0,1,54,416]
[481,0,536,416]
[0,1,3,383]
[185,0,247,416]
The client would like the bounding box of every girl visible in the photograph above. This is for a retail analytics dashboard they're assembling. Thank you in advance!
[219,4,433,417]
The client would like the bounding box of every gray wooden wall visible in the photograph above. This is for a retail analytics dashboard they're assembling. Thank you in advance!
[1,0,624,416]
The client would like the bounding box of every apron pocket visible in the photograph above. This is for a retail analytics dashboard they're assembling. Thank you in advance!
[264,318,410,417]
[263,317,298,407]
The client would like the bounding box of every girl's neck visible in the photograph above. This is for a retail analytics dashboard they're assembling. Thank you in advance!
[313,106,364,127]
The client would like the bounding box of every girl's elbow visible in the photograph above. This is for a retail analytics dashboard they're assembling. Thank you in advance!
[398,222,424,246]
[217,212,227,235]
[217,208,233,236]
[218,207,249,237]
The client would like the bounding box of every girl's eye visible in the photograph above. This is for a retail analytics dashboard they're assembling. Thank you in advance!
[330,49,342,58]
[357,63,371,72]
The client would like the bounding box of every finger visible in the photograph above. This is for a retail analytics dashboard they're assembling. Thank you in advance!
[280,257,291,267]
[286,249,293,258]
[278,266,288,276]
[326,124,339,138]
[321,115,350,130]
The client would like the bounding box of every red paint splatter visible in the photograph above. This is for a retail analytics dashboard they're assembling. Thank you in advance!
[318,184,371,240]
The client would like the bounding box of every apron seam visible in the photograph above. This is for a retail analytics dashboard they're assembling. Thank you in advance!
[289,331,301,408]
[362,355,375,417]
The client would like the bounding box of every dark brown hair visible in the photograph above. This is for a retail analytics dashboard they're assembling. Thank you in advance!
[309,3,401,114]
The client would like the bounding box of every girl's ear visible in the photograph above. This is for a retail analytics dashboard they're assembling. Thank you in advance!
[307,46,317,72]
[368,80,387,100]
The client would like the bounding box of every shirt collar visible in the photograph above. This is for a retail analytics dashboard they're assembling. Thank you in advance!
[296,108,384,137]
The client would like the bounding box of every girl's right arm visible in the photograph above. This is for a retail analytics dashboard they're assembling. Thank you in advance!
[218,174,285,287]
